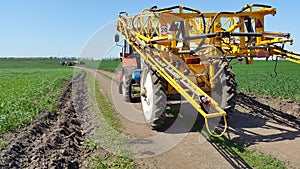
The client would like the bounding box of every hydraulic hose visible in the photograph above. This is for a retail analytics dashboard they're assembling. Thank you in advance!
[150,5,206,34]
[207,4,272,34]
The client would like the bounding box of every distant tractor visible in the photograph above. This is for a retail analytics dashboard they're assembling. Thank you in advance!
[59,60,78,66]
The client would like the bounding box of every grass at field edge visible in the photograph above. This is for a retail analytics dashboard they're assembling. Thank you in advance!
[85,70,137,169]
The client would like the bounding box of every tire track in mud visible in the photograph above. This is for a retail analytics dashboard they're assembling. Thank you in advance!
[237,92,300,129]
[0,72,97,168]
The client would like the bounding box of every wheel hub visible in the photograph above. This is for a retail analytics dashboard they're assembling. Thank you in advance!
[141,72,154,121]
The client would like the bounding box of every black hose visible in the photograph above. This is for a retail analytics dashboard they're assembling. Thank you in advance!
[150,5,208,51]
[150,5,206,36]
[150,5,179,12]
[150,6,158,11]
[150,5,202,14]
[207,4,272,34]
[271,56,278,78]
[119,12,128,17]
[251,4,272,8]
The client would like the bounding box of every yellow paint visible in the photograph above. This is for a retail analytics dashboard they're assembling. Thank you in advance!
[117,4,299,137]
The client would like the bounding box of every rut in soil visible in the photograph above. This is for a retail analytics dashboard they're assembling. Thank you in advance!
[0,72,99,168]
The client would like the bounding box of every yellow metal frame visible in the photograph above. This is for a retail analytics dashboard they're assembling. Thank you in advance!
[117,4,300,137]
[117,4,300,63]
[132,44,228,137]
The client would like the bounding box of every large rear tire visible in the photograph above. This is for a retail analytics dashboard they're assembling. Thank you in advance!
[122,67,136,102]
[221,65,237,114]
[212,61,237,115]
[119,83,123,94]
[141,67,167,129]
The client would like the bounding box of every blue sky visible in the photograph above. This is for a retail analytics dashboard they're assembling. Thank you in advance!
[0,0,299,57]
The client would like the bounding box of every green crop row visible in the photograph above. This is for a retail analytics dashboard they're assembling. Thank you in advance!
[82,59,121,71]
[232,60,300,102]
[0,58,74,134]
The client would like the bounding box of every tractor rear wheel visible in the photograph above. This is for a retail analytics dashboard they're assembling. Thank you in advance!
[119,83,123,94]
[221,65,237,114]
[141,67,167,129]
[211,61,237,115]
[122,67,136,102]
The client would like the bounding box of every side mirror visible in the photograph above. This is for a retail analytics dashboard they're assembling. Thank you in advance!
[115,34,120,43]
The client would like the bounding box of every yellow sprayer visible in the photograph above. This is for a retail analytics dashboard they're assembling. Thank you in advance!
[115,4,300,137]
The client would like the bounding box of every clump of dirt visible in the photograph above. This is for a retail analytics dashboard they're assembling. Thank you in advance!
[0,72,103,168]
[236,92,300,129]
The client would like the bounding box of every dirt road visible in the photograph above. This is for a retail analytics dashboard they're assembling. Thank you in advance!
[92,68,300,169]
[91,69,238,169]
